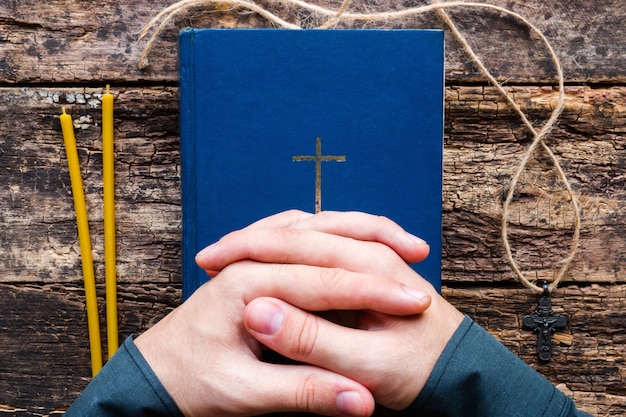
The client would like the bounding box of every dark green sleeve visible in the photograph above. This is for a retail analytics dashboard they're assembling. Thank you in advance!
[405,316,592,417]
[65,336,183,417]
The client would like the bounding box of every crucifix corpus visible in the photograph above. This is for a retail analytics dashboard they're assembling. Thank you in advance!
[292,136,346,213]
[523,281,568,362]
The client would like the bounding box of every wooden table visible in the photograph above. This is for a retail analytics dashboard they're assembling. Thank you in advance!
[1,0,625,415]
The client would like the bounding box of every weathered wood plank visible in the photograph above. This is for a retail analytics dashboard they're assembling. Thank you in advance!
[1,86,624,288]
[0,87,181,287]
[443,85,626,285]
[0,283,177,414]
[0,0,624,84]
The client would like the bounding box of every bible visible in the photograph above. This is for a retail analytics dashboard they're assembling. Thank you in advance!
[179,28,444,299]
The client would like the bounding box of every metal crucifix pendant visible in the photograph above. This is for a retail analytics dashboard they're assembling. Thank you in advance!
[523,282,567,361]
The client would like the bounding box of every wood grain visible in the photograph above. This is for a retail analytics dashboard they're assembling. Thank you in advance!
[0,0,625,415]
[0,0,624,83]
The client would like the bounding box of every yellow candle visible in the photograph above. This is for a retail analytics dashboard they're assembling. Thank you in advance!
[60,107,103,376]
[102,86,118,359]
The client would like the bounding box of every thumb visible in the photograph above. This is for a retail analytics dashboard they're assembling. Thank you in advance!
[242,297,377,417]
[250,362,375,417]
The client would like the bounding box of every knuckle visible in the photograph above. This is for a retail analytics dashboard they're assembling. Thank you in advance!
[275,224,301,241]
[275,262,296,279]
[285,209,309,222]
[289,313,319,361]
[295,374,318,411]
[376,214,393,224]
[316,267,363,309]
[376,214,401,231]
[318,267,348,290]
[274,226,303,248]
[313,210,333,222]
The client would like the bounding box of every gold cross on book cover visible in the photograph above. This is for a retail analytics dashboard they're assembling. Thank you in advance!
[293,136,346,214]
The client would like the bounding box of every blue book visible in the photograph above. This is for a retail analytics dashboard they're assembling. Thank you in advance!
[179,28,444,299]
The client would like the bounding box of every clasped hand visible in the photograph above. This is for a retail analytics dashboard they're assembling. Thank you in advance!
[135,211,463,417]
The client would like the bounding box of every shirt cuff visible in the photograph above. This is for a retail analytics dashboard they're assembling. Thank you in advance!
[65,335,183,417]
[404,315,585,417]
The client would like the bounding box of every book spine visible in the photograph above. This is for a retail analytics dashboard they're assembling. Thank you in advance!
[179,28,198,300]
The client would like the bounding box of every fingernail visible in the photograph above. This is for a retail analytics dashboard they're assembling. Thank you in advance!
[405,232,427,245]
[336,391,365,417]
[247,300,284,335]
[402,285,430,303]
[196,243,217,259]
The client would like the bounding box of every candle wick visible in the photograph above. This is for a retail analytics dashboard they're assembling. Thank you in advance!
[106,84,110,94]
[62,106,67,115]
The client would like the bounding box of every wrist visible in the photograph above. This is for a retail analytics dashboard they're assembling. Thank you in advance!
[135,310,192,415]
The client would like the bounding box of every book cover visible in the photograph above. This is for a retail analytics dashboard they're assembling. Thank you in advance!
[179,28,444,299]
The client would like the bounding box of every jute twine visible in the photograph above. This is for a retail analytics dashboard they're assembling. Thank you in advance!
[139,0,581,295]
